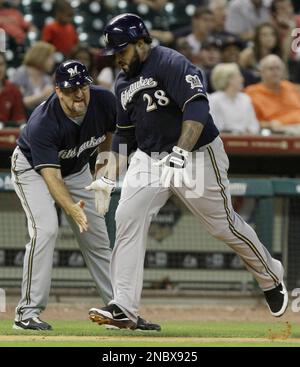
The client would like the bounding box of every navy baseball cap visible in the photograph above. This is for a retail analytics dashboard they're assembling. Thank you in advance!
[220,36,246,51]
[201,36,222,50]
[55,60,93,89]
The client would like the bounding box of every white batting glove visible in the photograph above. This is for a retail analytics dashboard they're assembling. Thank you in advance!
[85,176,116,216]
[155,146,192,188]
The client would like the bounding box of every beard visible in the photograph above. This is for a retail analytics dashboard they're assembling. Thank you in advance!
[72,100,87,115]
[63,97,88,118]
[125,49,143,78]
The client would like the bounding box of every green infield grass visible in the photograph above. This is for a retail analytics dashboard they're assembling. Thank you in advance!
[0,319,299,347]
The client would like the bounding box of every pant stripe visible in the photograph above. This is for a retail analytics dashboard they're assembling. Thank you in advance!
[207,146,279,285]
[12,153,37,306]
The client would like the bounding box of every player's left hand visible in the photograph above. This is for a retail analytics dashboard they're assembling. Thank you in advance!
[155,146,192,188]
[69,200,88,233]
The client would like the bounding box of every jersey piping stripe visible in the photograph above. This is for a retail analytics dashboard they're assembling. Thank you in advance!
[12,153,26,321]
[116,124,135,129]
[241,255,265,274]
[13,174,37,305]
[207,145,279,285]
[12,152,27,320]
[12,154,37,306]
[207,145,279,286]
[182,93,207,111]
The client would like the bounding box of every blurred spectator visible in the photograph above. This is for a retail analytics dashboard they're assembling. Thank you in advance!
[70,43,98,80]
[225,0,271,41]
[175,37,194,61]
[11,41,55,117]
[42,0,78,57]
[240,23,283,73]
[221,35,246,63]
[270,0,300,82]
[209,63,260,134]
[150,6,214,49]
[0,0,32,44]
[245,54,300,131]
[186,7,215,57]
[97,56,119,92]
[198,36,222,92]
[209,0,234,40]
[271,0,300,38]
[150,29,175,45]
[150,1,232,50]
[221,35,260,87]
[270,0,300,53]
[0,52,26,127]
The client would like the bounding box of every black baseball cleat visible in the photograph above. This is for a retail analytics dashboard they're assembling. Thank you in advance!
[136,317,161,331]
[13,317,53,331]
[264,282,288,317]
[105,316,161,331]
[89,305,136,329]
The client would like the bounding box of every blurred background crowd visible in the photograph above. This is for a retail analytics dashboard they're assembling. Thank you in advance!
[1,0,300,135]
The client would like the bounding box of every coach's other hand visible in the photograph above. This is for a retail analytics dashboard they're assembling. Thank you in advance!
[70,200,88,233]
[85,177,116,216]
[155,146,192,188]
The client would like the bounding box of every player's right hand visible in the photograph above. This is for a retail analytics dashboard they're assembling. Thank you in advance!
[70,200,88,233]
[85,177,116,216]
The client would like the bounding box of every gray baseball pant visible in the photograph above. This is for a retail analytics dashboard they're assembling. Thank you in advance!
[11,146,113,321]
[110,136,284,323]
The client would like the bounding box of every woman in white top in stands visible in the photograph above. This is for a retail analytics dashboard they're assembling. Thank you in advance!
[10,41,55,117]
[209,63,260,134]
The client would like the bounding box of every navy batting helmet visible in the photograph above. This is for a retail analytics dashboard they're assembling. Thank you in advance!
[55,60,93,89]
[103,13,151,55]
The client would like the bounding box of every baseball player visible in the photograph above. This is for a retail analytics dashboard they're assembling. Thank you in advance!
[11,60,160,331]
[88,14,288,330]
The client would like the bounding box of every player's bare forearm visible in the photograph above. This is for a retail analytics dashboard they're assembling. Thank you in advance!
[96,131,130,181]
[177,120,204,151]
[40,167,76,215]
[95,132,113,177]
[103,152,128,181]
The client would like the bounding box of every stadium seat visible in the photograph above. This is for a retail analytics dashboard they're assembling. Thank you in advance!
[5,36,26,68]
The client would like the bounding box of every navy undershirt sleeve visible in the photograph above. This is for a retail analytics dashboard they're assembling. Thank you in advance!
[182,97,210,126]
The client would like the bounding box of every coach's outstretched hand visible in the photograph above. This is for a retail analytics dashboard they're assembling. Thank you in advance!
[85,177,116,216]
[155,146,192,188]
[70,200,88,233]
